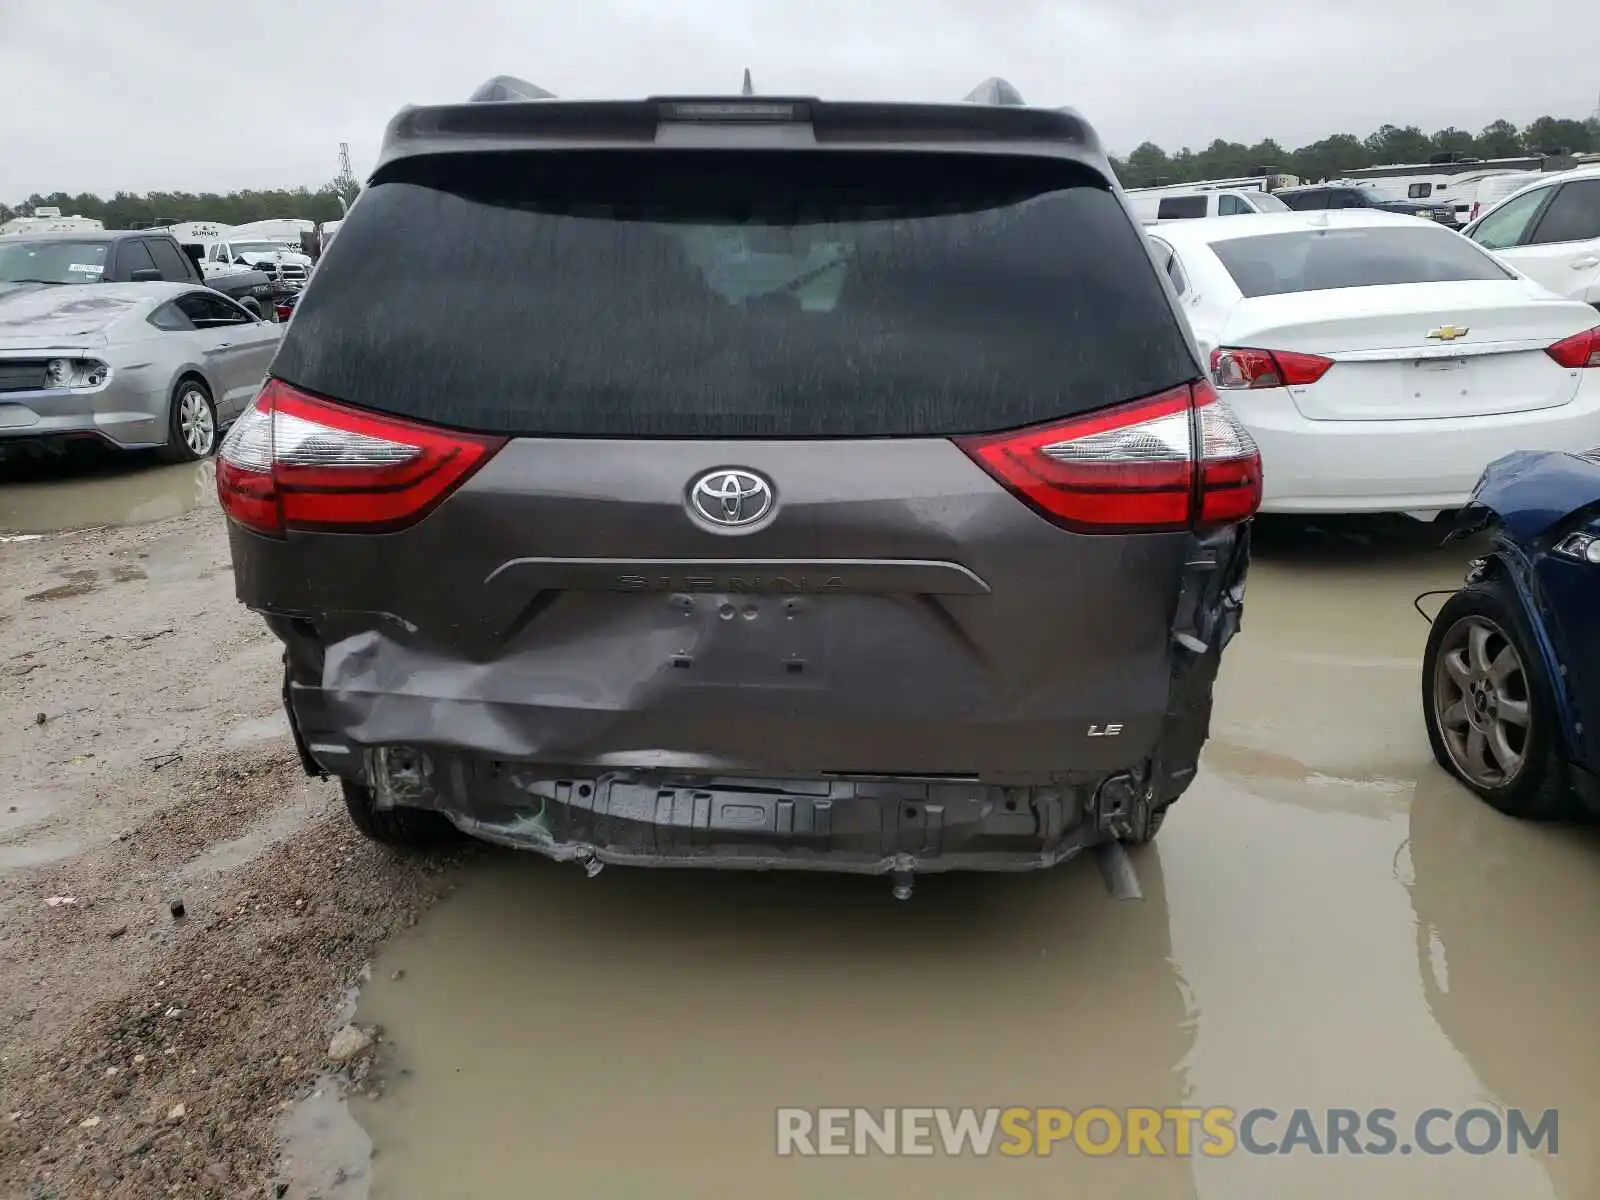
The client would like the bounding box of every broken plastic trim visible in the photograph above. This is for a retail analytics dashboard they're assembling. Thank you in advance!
[1151,522,1250,808]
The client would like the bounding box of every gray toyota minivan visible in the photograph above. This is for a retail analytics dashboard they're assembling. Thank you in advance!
[217,78,1260,886]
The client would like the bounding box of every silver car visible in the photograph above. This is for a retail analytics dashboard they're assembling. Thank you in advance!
[0,282,281,461]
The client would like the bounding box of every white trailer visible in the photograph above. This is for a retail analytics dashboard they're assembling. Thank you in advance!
[0,207,104,237]
[225,219,315,247]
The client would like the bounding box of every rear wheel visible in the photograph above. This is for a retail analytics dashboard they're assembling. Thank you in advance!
[1422,580,1575,820]
[159,378,217,462]
[340,779,460,848]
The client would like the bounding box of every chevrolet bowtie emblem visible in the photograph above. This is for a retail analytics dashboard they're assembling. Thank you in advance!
[1427,325,1470,341]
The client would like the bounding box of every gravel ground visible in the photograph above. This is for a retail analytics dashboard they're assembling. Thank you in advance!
[0,508,470,1199]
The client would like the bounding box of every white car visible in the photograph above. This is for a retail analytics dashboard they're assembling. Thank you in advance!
[1460,171,1541,226]
[1461,165,1600,309]
[1127,188,1290,224]
[1147,210,1600,517]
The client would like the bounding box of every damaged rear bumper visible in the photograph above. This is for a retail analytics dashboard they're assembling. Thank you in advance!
[262,522,1250,876]
[356,745,1162,874]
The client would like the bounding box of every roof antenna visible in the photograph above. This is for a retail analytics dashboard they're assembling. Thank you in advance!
[741,67,754,96]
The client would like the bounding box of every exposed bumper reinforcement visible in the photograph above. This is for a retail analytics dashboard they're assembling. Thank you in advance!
[451,813,1102,875]
[367,750,1125,875]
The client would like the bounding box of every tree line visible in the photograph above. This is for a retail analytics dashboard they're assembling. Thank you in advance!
[1112,115,1600,189]
[1,175,359,230]
[5,113,1599,225]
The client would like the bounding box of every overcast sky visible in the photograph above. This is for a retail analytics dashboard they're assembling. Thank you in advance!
[3,0,1597,199]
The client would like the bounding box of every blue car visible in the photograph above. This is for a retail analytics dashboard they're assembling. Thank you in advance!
[1423,449,1600,820]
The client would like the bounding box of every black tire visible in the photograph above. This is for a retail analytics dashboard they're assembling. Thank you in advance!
[1421,578,1576,820]
[340,779,460,848]
[158,377,218,463]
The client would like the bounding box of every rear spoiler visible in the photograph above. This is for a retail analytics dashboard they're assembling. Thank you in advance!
[371,75,1102,177]
[464,72,1030,106]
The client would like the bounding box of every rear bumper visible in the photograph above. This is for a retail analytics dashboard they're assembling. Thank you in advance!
[284,675,1161,872]
[0,384,167,451]
[276,610,1235,875]
[1232,379,1600,515]
[246,511,1250,874]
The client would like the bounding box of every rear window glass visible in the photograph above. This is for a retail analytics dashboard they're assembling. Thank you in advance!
[1210,225,1512,297]
[274,152,1196,438]
[1157,195,1208,220]
[1248,192,1290,213]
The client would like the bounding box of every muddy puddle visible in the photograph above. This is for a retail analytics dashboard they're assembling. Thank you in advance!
[0,837,90,873]
[277,521,1600,1199]
[0,454,215,533]
[223,710,292,747]
[0,786,67,837]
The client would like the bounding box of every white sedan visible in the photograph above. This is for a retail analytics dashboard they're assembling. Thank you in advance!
[1460,164,1600,307]
[1147,210,1600,517]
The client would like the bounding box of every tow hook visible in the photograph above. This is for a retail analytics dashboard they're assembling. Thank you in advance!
[370,746,433,811]
[1093,773,1149,842]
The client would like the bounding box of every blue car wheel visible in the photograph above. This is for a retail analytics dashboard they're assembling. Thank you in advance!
[1422,579,1576,820]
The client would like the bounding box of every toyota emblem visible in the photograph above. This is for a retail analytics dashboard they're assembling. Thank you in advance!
[688,468,774,528]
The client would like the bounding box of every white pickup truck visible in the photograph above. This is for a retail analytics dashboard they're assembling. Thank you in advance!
[197,237,312,286]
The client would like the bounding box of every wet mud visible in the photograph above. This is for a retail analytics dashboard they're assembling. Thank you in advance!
[6,453,1592,1198]
[0,451,215,534]
[269,518,1600,1198]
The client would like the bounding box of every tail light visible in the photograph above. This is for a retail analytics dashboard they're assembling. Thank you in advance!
[1546,326,1600,369]
[274,301,293,321]
[1468,203,1480,222]
[216,379,506,537]
[955,380,1261,532]
[1210,347,1334,389]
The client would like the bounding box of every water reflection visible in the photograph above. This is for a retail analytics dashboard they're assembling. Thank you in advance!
[0,448,215,532]
[340,847,1198,1199]
[1406,768,1600,1199]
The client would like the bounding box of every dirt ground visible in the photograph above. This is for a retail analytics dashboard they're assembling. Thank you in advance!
[0,502,469,1199]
